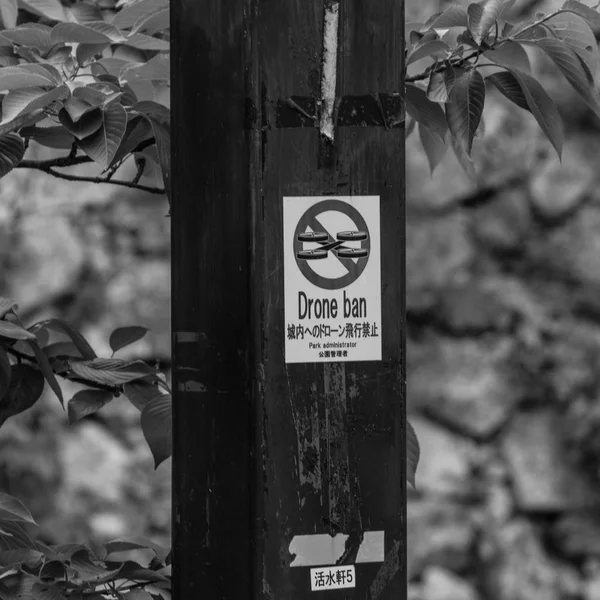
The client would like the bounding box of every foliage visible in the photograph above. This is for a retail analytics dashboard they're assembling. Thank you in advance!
[0,296,173,594]
[406,0,600,178]
[0,491,171,599]
[0,299,172,467]
[0,0,170,200]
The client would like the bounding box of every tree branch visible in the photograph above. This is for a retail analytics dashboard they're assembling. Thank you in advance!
[5,346,121,395]
[405,8,563,84]
[15,162,166,195]
[18,155,93,169]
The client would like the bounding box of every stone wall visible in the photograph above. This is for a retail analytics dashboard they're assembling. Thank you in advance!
[0,163,171,548]
[407,2,600,597]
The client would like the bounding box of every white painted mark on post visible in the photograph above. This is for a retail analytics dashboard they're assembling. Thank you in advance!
[311,565,355,591]
[289,531,385,567]
[320,1,340,142]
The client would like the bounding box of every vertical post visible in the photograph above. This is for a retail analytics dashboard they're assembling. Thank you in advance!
[171,0,405,598]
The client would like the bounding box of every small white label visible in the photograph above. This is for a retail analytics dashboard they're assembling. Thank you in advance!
[283,196,382,364]
[310,565,356,591]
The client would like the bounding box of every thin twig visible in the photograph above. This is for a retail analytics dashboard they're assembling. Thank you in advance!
[18,155,92,169]
[14,163,166,194]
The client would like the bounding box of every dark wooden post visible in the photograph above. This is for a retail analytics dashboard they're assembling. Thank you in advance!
[171,0,405,599]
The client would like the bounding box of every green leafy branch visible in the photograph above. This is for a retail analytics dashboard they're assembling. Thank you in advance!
[0,297,172,471]
[0,491,171,600]
[405,0,600,178]
[0,0,171,201]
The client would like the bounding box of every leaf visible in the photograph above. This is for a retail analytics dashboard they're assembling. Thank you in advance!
[110,0,169,29]
[18,0,67,22]
[562,0,600,36]
[0,548,43,568]
[69,358,156,386]
[94,56,136,78]
[405,84,447,136]
[109,326,149,353]
[1,85,69,125]
[449,129,477,180]
[124,380,164,412]
[468,0,516,44]
[141,394,172,468]
[34,319,96,360]
[124,590,154,600]
[42,341,82,359]
[0,349,10,402]
[0,65,58,91]
[123,32,170,51]
[446,68,485,156]
[69,2,104,24]
[63,97,97,122]
[122,53,170,83]
[58,104,104,140]
[428,5,469,28]
[521,37,600,120]
[406,420,420,489]
[20,125,75,150]
[78,102,127,168]
[487,69,563,157]
[108,116,153,167]
[0,25,53,52]
[0,521,37,550]
[407,40,450,66]
[134,101,170,197]
[0,365,44,428]
[0,320,36,340]
[103,540,154,556]
[427,66,456,103]
[0,298,17,320]
[27,339,63,406]
[0,492,36,524]
[67,389,113,424]
[0,134,24,179]
[69,547,122,583]
[419,124,447,174]
[134,99,169,124]
[51,22,126,45]
[76,42,110,67]
[84,81,122,99]
[32,581,72,600]
[38,557,67,579]
[0,0,18,29]
[484,40,531,71]
[132,7,169,35]
[546,10,599,76]
[104,559,168,583]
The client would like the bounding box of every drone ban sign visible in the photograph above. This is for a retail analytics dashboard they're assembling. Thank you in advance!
[283,196,382,364]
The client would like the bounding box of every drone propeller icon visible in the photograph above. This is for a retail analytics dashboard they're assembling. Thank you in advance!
[296,230,369,260]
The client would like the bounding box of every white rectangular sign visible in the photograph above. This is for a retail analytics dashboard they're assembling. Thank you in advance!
[284,196,382,364]
[310,566,356,591]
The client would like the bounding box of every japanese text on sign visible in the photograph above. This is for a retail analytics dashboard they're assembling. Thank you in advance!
[310,566,356,591]
[283,196,382,364]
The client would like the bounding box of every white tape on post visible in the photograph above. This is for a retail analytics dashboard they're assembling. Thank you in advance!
[289,531,385,567]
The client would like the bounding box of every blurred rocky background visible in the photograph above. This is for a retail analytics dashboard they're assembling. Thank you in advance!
[0,156,171,550]
[407,1,600,599]
[2,0,600,597]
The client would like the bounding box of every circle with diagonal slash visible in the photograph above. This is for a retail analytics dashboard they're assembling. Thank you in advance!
[294,199,370,290]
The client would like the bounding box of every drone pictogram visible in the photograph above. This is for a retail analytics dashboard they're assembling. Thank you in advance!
[296,230,369,260]
[293,199,371,290]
